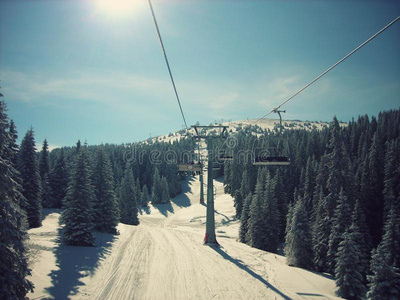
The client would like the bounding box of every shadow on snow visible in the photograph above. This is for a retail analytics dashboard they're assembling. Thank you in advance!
[173,175,195,208]
[296,292,325,297]
[152,203,175,217]
[44,229,116,299]
[214,210,237,225]
[141,176,197,217]
[138,206,151,215]
[209,246,292,300]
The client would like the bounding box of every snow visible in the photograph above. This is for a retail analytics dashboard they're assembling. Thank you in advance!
[27,176,342,300]
[144,119,337,145]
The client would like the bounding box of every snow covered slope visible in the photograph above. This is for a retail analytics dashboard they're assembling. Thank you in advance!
[27,176,342,300]
[145,118,344,145]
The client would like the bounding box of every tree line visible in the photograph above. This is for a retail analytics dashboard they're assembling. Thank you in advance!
[2,96,399,299]
[0,100,193,299]
[223,108,400,299]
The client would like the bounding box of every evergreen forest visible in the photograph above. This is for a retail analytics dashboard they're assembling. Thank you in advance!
[1,98,399,299]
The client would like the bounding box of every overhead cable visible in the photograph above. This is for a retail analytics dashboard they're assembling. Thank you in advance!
[148,0,189,130]
[251,15,400,126]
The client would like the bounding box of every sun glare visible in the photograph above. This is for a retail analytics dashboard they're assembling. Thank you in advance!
[94,0,142,18]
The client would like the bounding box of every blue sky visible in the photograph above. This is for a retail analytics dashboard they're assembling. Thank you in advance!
[1,0,399,148]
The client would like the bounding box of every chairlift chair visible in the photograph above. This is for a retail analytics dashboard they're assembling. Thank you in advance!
[204,165,221,171]
[253,146,290,166]
[218,150,233,162]
[253,156,290,166]
[253,109,290,166]
[178,162,202,172]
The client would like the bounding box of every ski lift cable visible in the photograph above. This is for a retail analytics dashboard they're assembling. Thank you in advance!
[148,0,189,131]
[219,15,399,152]
[249,15,400,127]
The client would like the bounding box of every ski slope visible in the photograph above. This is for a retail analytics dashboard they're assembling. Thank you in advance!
[27,176,342,300]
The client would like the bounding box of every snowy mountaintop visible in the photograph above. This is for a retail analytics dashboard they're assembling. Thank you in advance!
[145,118,344,144]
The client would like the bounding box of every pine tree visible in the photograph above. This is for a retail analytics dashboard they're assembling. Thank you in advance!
[0,100,33,299]
[135,178,142,206]
[40,139,52,208]
[275,168,288,241]
[62,146,95,246]
[143,160,152,190]
[6,117,25,211]
[76,139,81,154]
[41,173,53,208]
[294,138,306,189]
[367,246,400,299]
[227,156,242,196]
[246,173,265,249]
[285,196,314,270]
[160,176,170,204]
[151,167,162,204]
[39,139,50,178]
[141,185,150,207]
[237,169,250,218]
[378,203,400,270]
[313,187,330,272]
[303,156,314,213]
[234,189,243,219]
[240,169,251,199]
[18,128,42,228]
[284,200,295,257]
[335,225,366,300]
[312,154,329,213]
[263,171,279,253]
[325,117,352,221]
[8,119,19,166]
[48,149,69,208]
[313,117,351,274]
[119,164,139,225]
[239,193,252,243]
[165,163,181,197]
[383,139,400,222]
[366,132,385,246]
[327,188,352,273]
[92,146,119,234]
[351,199,373,284]
[325,122,347,219]
[223,158,233,194]
[246,171,278,252]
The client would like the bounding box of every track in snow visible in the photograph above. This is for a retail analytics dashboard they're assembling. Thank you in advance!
[28,176,341,300]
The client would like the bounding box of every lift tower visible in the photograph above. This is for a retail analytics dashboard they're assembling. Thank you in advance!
[192,125,229,245]
[199,171,205,204]
[196,141,205,204]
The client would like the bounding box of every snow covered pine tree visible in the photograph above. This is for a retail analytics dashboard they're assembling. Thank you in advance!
[61,145,95,246]
[92,146,120,234]
[18,128,42,228]
[0,100,34,299]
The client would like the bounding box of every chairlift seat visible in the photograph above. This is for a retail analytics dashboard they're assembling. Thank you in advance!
[204,166,221,171]
[178,163,202,172]
[253,156,290,166]
[218,151,234,161]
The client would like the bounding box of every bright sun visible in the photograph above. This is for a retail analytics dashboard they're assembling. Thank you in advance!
[94,0,141,18]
